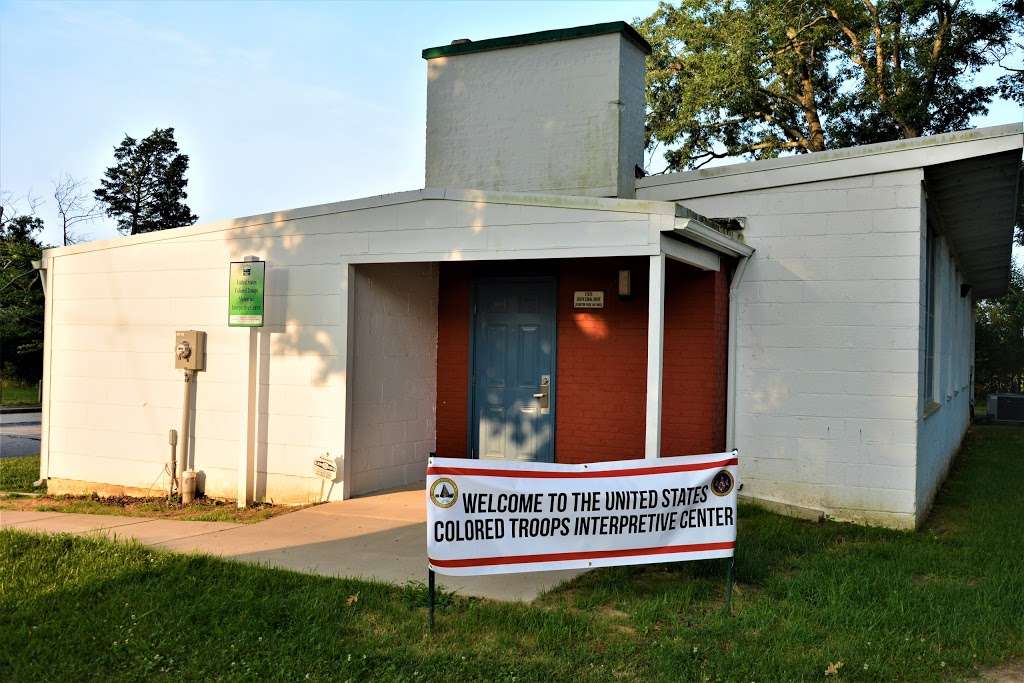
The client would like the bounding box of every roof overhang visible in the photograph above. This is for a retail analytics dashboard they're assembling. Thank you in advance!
[637,124,1022,299]
[659,204,755,270]
[925,151,1021,298]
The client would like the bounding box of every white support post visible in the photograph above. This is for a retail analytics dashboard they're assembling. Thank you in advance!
[237,327,257,508]
[645,254,665,459]
[38,257,53,482]
[339,262,356,500]
[726,256,750,451]
[237,255,260,508]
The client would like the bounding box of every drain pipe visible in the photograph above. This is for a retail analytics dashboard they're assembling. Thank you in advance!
[32,258,50,487]
[726,255,750,452]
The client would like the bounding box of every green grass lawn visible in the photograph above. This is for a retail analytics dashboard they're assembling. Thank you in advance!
[0,454,40,492]
[2,426,1022,681]
[0,382,38,406]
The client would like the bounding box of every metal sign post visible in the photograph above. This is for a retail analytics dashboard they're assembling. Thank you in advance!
[229,257,265,509]
[428,569,436,629]
[724,556,735,614]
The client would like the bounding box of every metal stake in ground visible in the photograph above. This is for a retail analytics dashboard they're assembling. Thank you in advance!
[428,568,436,628]
[724,556,735,615]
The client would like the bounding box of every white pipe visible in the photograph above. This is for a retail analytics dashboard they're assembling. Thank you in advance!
[237,255,260,508]
[36,257,52,483]
[726,256,750,451]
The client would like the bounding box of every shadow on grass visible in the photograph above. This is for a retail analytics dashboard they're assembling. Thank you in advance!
[0,531,624,681]
[1,426,1022,682]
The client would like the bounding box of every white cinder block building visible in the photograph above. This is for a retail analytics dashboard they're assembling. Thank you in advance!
[36,22,1021,529]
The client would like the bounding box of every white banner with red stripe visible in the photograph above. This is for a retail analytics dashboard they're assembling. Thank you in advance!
[426,452,738,576]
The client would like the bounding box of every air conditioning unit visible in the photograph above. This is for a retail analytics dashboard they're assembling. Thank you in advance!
[986,393,1024,424]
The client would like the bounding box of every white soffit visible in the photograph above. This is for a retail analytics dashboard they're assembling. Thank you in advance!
[925,150,1021,298]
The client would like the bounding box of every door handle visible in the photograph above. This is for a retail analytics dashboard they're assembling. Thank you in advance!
[535,374,550,413]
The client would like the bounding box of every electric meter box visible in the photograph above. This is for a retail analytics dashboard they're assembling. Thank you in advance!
[175,330,207,371]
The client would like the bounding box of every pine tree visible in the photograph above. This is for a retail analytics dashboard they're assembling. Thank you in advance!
[94,128,198,235]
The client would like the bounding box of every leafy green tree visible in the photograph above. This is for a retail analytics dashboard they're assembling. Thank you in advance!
[94,128,198,235]
[996,0,1024,105]
[638,0,1015,170]
[0,200,46,384]
[975,259,1024,396]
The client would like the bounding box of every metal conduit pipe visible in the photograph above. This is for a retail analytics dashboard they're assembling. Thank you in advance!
[726,255,750,452]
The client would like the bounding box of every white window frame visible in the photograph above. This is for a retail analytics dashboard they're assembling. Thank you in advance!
[923,227,938,411]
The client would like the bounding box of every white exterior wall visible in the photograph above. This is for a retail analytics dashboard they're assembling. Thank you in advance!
[425,34,646,198]
[43,231,349,503]
[40,190,673,504]
[641,170,926,527]
[915,225,973,519]
[349,263,438,496]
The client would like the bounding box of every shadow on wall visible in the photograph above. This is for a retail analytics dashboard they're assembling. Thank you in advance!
[479,400,554,463]
[221,220,347,500]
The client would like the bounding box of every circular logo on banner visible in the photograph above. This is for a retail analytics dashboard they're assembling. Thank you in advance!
[711,469,735,497]
[429,478,459,508]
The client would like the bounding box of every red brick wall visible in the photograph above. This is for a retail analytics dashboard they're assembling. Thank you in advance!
[661,259,732,457]
[555,257,649,463]
[435,263,473,457]
[434,258,732,462]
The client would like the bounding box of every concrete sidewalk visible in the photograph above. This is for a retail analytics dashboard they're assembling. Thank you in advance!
[0,490,581,602]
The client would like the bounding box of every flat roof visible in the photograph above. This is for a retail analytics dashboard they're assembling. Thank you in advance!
[421,21,651,60]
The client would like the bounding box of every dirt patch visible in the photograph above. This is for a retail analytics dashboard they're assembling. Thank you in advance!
[0,492,306,523]
[979,659,1024,682]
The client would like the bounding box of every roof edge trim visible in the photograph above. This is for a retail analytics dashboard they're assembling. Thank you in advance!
[41,188,676,260]
[637,123,1024,190]
[422,21,651,60]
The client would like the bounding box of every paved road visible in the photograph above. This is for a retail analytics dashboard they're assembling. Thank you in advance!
[0,411,41,458]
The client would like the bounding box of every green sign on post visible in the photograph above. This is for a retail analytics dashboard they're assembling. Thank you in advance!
[228,261,265,327]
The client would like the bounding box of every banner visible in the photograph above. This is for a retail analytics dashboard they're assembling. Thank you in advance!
[426,452,738,576]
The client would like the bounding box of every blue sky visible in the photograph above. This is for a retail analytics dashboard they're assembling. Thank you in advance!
[1,0,1020,247]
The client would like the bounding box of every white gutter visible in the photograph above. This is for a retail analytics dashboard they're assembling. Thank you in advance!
[34,258,51,483]
[726,255,751,451]
[674,218,754,259]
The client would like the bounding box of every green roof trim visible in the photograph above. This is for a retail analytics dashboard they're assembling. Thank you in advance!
[421,21,651,60]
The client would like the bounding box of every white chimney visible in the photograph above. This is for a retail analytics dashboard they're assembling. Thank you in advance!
[423,22,650,199]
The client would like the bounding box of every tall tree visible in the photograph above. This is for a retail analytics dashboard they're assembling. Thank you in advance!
[0,194,46,384]
[638,0,1016,170]
[94,128,198,235]
[996,0,1024,105]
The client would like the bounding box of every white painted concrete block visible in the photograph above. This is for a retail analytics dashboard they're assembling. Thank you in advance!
[347,263,438,496]
[425,32,646,197]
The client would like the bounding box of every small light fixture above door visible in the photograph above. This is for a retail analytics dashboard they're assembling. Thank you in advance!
[618,269,632,298]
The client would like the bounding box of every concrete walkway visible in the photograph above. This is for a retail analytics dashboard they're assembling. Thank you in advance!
[0,489,581,602]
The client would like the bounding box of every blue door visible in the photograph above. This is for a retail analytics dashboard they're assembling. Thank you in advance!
[471,278,556,462]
